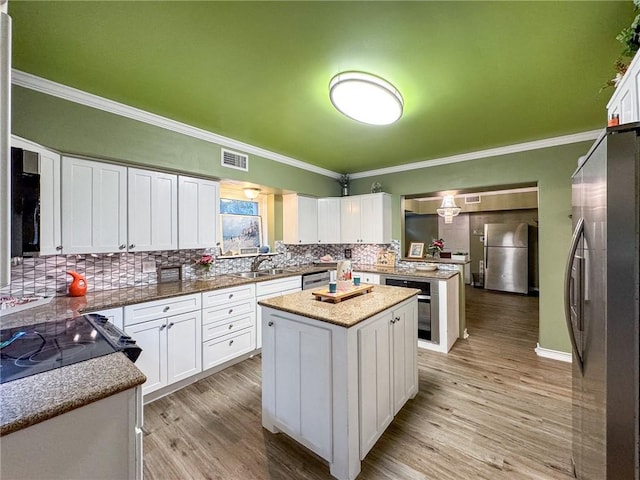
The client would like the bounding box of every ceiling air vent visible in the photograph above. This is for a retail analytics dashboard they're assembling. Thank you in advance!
[465,195,481,204]
[221,148,249,172]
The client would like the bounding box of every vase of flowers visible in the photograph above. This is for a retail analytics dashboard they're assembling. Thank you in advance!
[337,174,350,196]
[194,253,215,280]
[427,238,445,258]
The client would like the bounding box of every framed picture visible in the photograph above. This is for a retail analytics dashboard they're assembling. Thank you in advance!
[407,242,425,259]
[221,214,262,254]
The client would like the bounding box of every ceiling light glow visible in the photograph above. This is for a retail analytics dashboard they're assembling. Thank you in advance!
[329,72,403,125]
[243,188,261,199]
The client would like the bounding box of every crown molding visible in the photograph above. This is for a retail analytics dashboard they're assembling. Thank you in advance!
[350,129,603,179]
[11,69,341,179]
[13,70,602,182]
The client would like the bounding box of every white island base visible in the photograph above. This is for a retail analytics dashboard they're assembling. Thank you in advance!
[261,291,418,480]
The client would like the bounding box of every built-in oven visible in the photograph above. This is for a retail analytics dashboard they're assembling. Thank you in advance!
[382,276,439,342]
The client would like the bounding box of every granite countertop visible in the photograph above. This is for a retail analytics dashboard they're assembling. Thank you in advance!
[259,284,420,328]
[399,257,472,265]
[353,264,459,280]
[1,352,146,436]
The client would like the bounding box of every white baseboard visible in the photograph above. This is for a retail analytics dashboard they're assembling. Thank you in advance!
[535,343,572,363]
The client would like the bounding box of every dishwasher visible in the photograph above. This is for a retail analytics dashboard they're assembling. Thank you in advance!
[301,270,331,290]
[382,276,439,343]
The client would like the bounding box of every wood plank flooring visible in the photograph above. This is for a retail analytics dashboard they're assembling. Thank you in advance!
[143,286,573,480]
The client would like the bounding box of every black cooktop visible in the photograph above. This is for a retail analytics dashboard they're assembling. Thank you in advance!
[0,316,118,384]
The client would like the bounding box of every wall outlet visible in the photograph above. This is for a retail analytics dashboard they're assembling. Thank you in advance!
[142,260,156,273]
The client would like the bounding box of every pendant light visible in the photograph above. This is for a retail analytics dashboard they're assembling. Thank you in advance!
[329,72,403,125]
[437,195,461,224]
[243,188,261,199]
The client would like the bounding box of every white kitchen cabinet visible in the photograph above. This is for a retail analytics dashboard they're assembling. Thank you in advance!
[358,311,393,457]
[128,168,178,252]
[256,276,301,349]
[178,175,219,249]
[353,271,380,285]
[317,197,341,244]
[124,294,202,396]
[262,312,333,460]
[1,387,143,480]
[283,194,318,244]
[358,299,417,458]
[201,284,257,370]
[607,48,640,124]
[340,193,391,244]
[61,156,127,254]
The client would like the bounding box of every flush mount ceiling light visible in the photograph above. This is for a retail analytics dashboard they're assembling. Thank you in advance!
[243,188,261,199]
[437,195,461,224]
[329,72,403,125]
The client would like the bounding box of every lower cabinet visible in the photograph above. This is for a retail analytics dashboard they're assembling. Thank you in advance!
[202,284,257,370]
[256,276,301,349]
[262,314,333,460]
[359,300,417,457]
[124,294,202,396]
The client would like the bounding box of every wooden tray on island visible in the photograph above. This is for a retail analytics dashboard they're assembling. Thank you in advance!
[312,284,374,303]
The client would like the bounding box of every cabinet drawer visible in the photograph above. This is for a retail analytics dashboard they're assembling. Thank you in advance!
[202,284,255,308]
[124,293,201,326]
[256,276,301,296]
[202,313,254,342]
[203,300,254,326]
[202,329,255,370]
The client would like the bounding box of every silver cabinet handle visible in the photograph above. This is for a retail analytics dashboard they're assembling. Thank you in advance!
[159,324,166,331]
[119,244,126,250]
[228,293,234,299]
[228,324,233,329]
[56,245,63,251]
[229,339,234,346]
[390,318,395,324]
[395,316,401,323]
[163,306,170,312]
[129,244,135,249]
[268,321,274,327]
[228,309,233,314]
[168,322,174,329]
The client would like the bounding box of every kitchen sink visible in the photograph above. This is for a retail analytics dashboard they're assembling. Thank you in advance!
[231,269,292,279]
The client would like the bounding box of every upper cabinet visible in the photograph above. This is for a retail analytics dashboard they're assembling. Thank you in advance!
[62,156,128,254]
[607,49,640,125]
[178,176,220,249]
[317,197,341,244]
[283,194,318,244]
[341,193,392,244]
[128,168,178,252]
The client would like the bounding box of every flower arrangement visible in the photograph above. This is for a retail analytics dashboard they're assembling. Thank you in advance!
[427,238,445,257]
[603,0,640,91]
[337,174,350,196]
[194,253,215,279]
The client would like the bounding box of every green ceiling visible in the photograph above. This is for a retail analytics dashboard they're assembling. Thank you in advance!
[8,1,633,173]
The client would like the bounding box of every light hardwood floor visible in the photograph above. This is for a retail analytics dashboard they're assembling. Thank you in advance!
[143,286,573,480]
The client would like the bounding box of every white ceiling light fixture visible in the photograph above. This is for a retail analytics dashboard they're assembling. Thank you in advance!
[437,195,461,224]
[243,188,261,199]
[329,71,403,125]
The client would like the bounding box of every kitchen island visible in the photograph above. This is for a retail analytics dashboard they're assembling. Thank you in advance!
[259,285,419,480]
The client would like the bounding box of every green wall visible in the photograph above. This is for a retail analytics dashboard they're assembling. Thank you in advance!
[11,86,339,197]
[351,141,592,353]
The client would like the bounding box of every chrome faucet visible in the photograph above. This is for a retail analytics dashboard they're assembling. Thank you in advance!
[250,255,271,272]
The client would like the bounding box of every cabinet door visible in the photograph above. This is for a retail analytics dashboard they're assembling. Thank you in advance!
[360,193,391,244]
[298,196,318,244]
[391,301,418,415]
[125,318,167,395]
[263,313,332,459]
[317,198,341,244]
[358,312,393,458]
[340,196,361,243]
[166,310,202,384]
[38,149,61,255]
[178,176,219,249]
[62,157,127,254]
[128,168,177,252]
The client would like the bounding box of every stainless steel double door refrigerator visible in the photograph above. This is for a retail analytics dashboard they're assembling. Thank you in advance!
[484,223,529,294]
[565,124,639,479]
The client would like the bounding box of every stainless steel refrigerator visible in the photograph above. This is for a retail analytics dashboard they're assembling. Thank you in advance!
[483,223,528,294]
[565,124,639,479]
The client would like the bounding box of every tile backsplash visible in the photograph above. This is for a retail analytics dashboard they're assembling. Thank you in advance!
[2,241,400,297]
